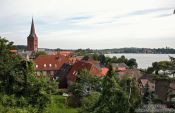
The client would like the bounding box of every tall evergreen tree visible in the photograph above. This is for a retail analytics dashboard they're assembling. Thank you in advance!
[91,65,129,113]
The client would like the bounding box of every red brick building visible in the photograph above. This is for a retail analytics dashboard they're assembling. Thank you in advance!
[27,18,38,51]
[34,54,70,79]
[67,60,102,85]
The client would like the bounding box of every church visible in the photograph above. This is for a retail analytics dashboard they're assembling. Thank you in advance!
[27,18,38,51]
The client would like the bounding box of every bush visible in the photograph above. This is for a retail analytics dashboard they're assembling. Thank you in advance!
[80,91,100,113]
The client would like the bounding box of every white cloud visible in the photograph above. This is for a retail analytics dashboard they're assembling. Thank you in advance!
[0,0,175,49]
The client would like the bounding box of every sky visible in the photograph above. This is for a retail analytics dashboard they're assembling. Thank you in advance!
[0,0,175,49]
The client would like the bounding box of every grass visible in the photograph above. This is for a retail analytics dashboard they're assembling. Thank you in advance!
[44,95,79,113]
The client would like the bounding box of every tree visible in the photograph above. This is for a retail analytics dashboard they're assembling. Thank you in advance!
[158,61,171,75]
[0,37,58,113]
[117,55,128,63]
[0,37,22,94]
[111,56,118,63]
[142,83,154,104]
[127,58,138,68]
[147,67,154,74]
[98,54,106,66]
[80,91,100,113]
[92,53,99,61]
[152,62,160,75]
[68,70,102,97]
[169,56,175,77]
[119,78,141,112]
[91,65,130,113]
[68,70,102,107]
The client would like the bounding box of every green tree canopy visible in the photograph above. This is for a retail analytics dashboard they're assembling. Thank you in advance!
[91,65,130,113]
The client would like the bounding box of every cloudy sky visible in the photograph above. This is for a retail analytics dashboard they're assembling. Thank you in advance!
[0,0,175,49]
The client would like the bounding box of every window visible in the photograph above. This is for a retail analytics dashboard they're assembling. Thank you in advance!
[37,71,41,76]
[50,71,54,75]
[55,64,57,67]
[73,71,77,75]
[36,65,38,68]
[44,64,46,67]
[43,71,47,76]
[49,64,52,67]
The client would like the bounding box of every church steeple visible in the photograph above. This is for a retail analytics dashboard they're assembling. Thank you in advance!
[29,18,36,37]
[27,18,38,51]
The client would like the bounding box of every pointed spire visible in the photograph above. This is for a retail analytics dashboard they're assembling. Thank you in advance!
[30,17,36,37]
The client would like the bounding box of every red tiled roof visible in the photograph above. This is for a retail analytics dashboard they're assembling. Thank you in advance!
[58,51,73,57]
[9,50,17,53]
[67,60,102,82]
[100,67,109,77]
[34,54,70,71]
[117,67,127,71]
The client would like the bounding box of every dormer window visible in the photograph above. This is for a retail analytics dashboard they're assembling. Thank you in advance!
[73,71,77,75]
[73,71,76,75]
[44,64,46,67]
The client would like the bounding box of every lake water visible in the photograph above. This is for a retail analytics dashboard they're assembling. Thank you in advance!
[105,54,175,69]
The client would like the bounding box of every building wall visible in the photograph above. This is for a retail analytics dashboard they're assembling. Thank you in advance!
[27,36,38,51]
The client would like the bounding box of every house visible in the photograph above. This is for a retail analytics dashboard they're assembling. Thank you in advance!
[138,74,155,95]
[117,69,141,80]
[33,54,70,79]
[67,60,102,85]
[155,80,170,101]
[55,63,72,88]
[58,51,73,57]
[101,67,109,76]
[112,63,128,71]
[9,49,17,53]
[167,82,175,102]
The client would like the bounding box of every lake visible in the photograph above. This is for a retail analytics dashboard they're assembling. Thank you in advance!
[105,54,175,69]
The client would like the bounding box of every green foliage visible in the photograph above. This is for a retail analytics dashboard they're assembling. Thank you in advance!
[0,37,59,113]
[126,58,138,68]
[142,83,155,104]
[98,54,106,65]
[149,57,175,75]
[80,91,100,113]
[44,95,78,113]
[91,65,130,113]
[68,70,102,97]
[91,54,138,68]
[119,78,141,112]
[74,49,93,56]
[146,67,154,74]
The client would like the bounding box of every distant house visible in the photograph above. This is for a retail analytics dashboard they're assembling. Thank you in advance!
[118,69,141,80]
[58,51,73,57]
[101,67,109,76]
[9,49,17,53]
[56,63,72,88]
[33,54,70,79]
[167,82,175,101]
[112,63,128,71]
[67,60,102,85]
[138,74,155,95]
[155,80,175,102]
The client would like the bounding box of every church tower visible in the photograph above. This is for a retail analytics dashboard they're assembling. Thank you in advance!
[27,18,38,51]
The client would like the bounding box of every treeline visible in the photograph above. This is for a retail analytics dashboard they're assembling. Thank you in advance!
[102,47,175,54]
[74,47,175,55]
[82,54,138,68]
[146,56,175,76]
